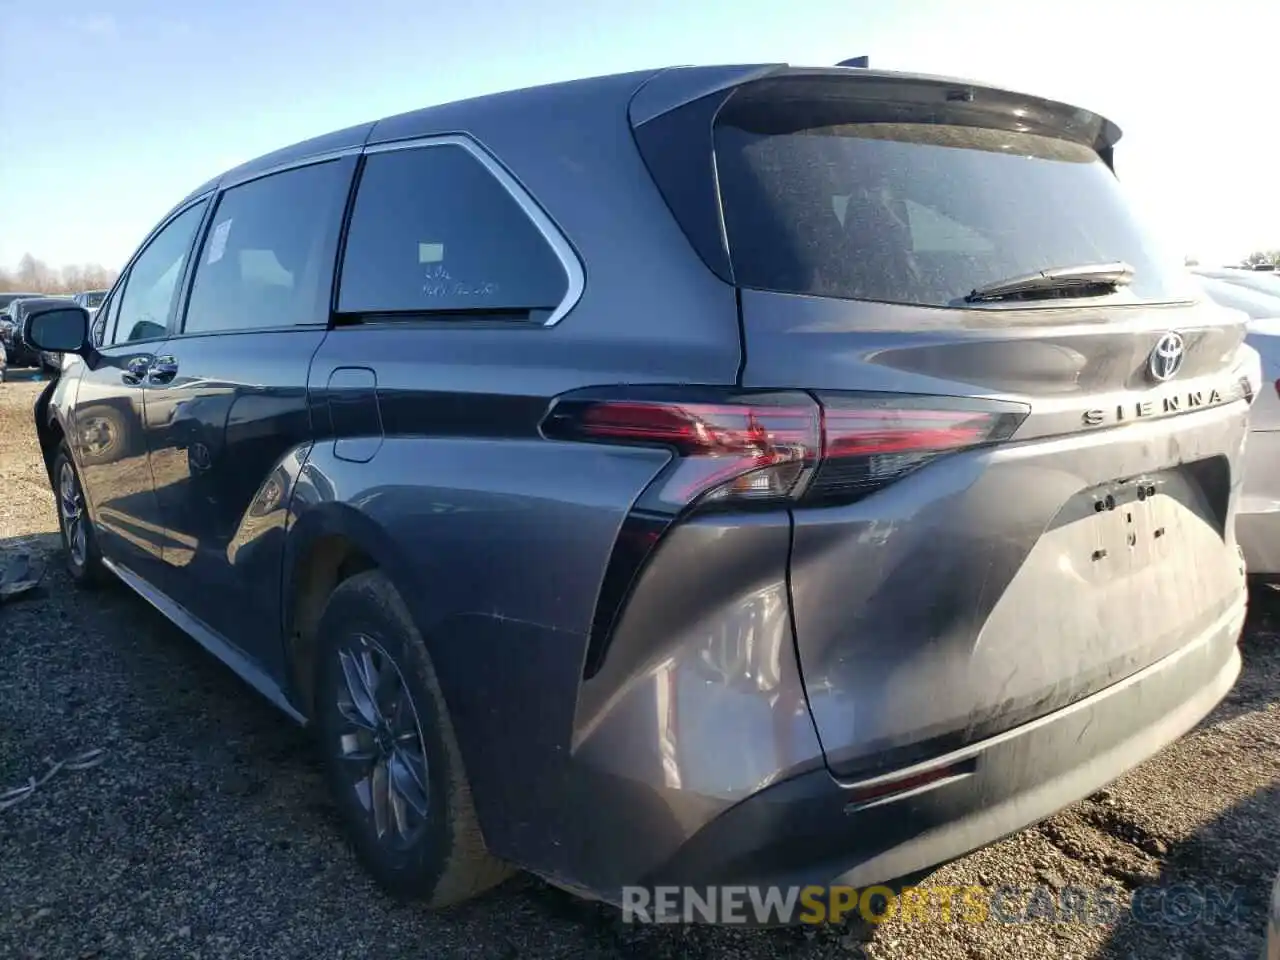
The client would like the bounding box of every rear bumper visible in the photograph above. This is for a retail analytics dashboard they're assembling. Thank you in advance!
[641,595,1242,893]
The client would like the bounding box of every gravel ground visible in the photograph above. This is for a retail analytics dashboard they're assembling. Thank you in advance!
[1,370,1277,960]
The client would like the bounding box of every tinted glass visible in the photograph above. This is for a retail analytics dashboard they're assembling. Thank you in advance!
[91,288,119,346]
[184,161,350,334]
[112,202,207,344]
[82,291,106,308]
[339,144,567,318]
[714,95,1192,308]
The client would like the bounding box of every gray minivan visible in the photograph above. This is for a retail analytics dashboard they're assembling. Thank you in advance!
[23,62,1257,912]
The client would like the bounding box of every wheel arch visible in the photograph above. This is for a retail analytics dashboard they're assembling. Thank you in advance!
[282,502,441,720]
[33,380,65,479]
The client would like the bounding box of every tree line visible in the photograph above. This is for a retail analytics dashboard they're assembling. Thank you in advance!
[0,253,119,295]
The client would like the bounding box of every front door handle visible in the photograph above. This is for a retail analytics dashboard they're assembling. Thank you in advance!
[122,356,150,385]
[147,356,178,385]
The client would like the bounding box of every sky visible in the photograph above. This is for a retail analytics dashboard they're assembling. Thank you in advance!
[1,0,1276,273]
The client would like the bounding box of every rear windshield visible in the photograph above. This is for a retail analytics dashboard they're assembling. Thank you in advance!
[713,95,1192,308]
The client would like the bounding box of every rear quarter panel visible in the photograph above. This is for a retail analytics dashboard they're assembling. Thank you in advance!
[289,70,746,876]
[287,421,672,877]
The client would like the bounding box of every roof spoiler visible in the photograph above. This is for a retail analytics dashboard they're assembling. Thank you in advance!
[630,64,1122,156]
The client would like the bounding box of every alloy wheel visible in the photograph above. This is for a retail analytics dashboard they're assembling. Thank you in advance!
[334,634,431,849]
[58,460,87,568]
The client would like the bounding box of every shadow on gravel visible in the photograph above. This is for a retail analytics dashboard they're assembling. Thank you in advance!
[1,531,859,959]
[1094,586,1280,960]
[1095,783,1279,960]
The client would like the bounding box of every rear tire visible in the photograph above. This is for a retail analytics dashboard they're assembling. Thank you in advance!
[313,570,512,905]
[51,444,107,586]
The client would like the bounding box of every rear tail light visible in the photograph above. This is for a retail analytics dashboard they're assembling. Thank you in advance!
[548,387,1027,679]
[844,758,977,810]
[542,387,1027,512]
[542,391,820,510]
[809,396,1026,502]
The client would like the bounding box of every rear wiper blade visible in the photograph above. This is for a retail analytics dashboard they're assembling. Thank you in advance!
[965,261,1135,304]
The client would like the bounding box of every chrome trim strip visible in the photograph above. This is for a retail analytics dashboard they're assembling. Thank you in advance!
[833,598,1245,791]
[363,134,586,327]
[100,555,309,725]
[218,146,363,191]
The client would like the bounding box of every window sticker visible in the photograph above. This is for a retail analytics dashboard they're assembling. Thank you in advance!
[206,219,233,265]
[418,242,444,264]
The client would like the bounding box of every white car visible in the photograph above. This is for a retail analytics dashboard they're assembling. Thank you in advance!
[1197,272,1280,577]
[1268,867,1279,960]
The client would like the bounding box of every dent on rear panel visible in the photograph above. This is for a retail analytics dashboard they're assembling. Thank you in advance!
[573,519,825,802]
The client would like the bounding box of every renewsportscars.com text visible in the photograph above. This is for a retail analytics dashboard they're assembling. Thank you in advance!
[621,883,1248,927]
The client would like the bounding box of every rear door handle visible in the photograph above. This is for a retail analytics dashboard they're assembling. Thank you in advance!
[147,356,178,385]
[122,356,150,385]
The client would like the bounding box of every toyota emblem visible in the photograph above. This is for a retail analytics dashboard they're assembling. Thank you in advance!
[1148,332,1185,382]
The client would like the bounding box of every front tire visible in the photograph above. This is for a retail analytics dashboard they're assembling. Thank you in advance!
[52,444,106,586]
[313,570,512,905]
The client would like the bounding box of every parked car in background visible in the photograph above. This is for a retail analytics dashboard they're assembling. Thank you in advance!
[1268,867,1280,960]
[0,337,7,383]
[22,62,1258,912]
[73,290,108,319]
[0,291,43,313]
[1,296,53,368]
[10,297,77,371]
[0,315,14,366]
[0,292,43,367]
[1196,266,1280,297]
[1196,273,1280,579]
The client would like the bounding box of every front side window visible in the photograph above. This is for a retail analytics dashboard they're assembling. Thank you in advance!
[111,201,208,345]
[338,143,568,320]
[91,288,121,347]
[183,160,351,335]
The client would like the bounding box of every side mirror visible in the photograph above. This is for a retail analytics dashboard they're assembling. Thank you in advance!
[23,305,91,355]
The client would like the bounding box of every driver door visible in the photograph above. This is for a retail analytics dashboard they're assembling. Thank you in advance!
[73,199,209,590]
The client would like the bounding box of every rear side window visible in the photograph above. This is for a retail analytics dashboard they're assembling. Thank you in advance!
[702,79,1193,308]
[338,143,568,319]
[183,160,351,334]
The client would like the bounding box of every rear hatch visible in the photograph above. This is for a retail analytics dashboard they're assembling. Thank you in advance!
[632,68,1253,778]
